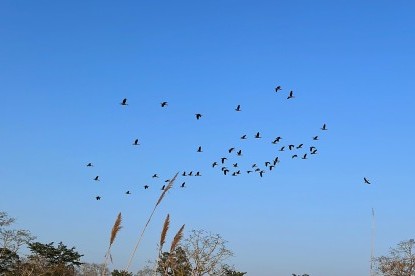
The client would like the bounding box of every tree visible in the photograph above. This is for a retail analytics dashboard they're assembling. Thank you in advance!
[0,211,35,254]
[376,239,415,276]
[221,264,247,276]
[0,247,20,274]
[25,241,83,275]
[111,269,133,276]
[76,262,109,276]
[182,229,234,276]
[157,247,192,276]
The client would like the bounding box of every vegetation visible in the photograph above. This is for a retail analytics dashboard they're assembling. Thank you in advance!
[375,239,415,276]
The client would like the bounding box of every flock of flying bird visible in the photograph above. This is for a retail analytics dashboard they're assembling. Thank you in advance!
[86,86,371,201]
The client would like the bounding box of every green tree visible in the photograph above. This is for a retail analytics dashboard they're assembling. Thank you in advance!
[157,246,192,276]
[221,264,247,276]
[111,269,133,276]
[0,247,20,274]
[25,241,83,275]
[376,239,415,276]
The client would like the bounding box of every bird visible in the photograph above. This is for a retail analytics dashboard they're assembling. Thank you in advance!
[247,170,253,174]
[94,176,99,181]
[195,113,202,120]
[125,191,131,195]
[313,136,319,140]
[161,185,165,190]
[297,144,303,149]
[302,154,307,159]
[272,137,282,144]
[288,144,295,150]
[221,157,227,164]
[235,105,241,111]
[197,146,203,152]
[223,169,229,175]
[232,172,237,176]
[275,86,282,92]
[292,154,298,158]
[188,171,193,176]
[273,157,280,165]
[195,171,201,176]
[252,163,257,168]
[86,162,93,167]
[259,170,265,177]
[311,149,318,154]
[228,147,235,153]
[255,168,261,172]
[265,161,271,167]
[221,167,228,171]
[364,177,371,184]
[144,185,149,189]
[120,98,128,106]
[152,174,159,178]
[255,132,261,138]
[165,179,170,183]
[133,139,140,145]
[233,163,238,168]
[287,90,294,99]
[95,196,101,200]
[279,146,285,151]
[182,171,187,176]
[181,182,185,188]
[161,102,168,107]
[236,150,242,156]
[310,146,316,152]
[321,124,328,130]
[212,162,218,167]
[241,134,247,139]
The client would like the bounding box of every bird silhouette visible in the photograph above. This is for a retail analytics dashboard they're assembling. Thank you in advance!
[311,149,318,154]
[313,136,319,140]
[232,172,237,176]
[321,124,327,130]
[181,182,185,188]
[279,146,285,151]
[188,171,193,176]
[223,169,229,175]
[121,98,128,106]
[96,196,101,200]
[269,165,275,171]
[252,164,257,168]
[195,113,202,120]
[152,174,159,178]
[297,144,303,149]
[273,157,280,165]
[233,163,238,168]
[265,161,271,167]
[292,154,298,158]
[310,146,316,152]
[94,176,99,181]
[246,170,253,174]
[126,191,131,195]
[197,146,203,152]
[228,147,235,153]
[86,162,93,167]
[161,185,165,190]
[195,171,201,176]
[161,102,168,107]
[287,91,294,99]
[165,179,170,183]
[212,162,218,167]
[364,177,371,184]
[259,170,265,177]
[275,86,282,92]
[255,132,261,138]
[241,134,247,139]
[302,154,307,159]
[144,185,149,189]
[182,171,187,176]
[133,139,140,145]
[235,105,241,111]
[288,144,295,150]
[221,157,227,164]
[236,150,242,156]
[221,166,228,171]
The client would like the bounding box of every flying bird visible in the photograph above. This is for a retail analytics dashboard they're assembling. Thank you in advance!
[133,139,140,145]
[273,157,280,165]
[288,144,295,150]
[152,174,159,178]
[246,170,253,174]
[321,124,328,130]
[279,146,285,151]
[221,157,227,164]
[161,102,168,107]
[120,98,128,106]
[195,171,201,176]
[269,165,275,171]
[255,132,261,138]
[265,161,271,167]
[233,163,238,168]
[197,146,203,152]
[236,150,242,156]
[86,162,93,167]
[287,90,294,99]
[241,134,247,139]
[94,176,99,181]
[313,136,319,140]
[96,196,101,200]
[188,171,193,176]
[275,86,282,92]
[182,171,187,176]
[259,170,265,177]
[228,147,235,153]
[364,177,371,184]
[297,144,303,149]
[311,149,318,154]
[302,154,307,159]
[235,105,241,111]
[181,182,185,188]
[161,185,165,190]
[125,191,131,195]
[310,146,316,152]
[212,162,218,167]
[144,185,149,189]
[195,113,202,120]
[223,169,229,175]
[292,154,298,158]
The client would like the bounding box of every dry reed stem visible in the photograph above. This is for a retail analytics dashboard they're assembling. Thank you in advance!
[103,212,123,276]
[170,224,185,253]
[160,213,170,250]
[125,172,178,272]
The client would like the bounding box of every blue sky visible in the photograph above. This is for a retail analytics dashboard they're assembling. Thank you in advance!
[1,1,414,275]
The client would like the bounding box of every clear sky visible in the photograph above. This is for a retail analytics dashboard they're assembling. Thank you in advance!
[1,1,414,275]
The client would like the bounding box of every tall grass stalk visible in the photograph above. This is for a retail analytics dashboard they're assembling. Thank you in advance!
[125,172,178,271]
[103,212,122,275]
